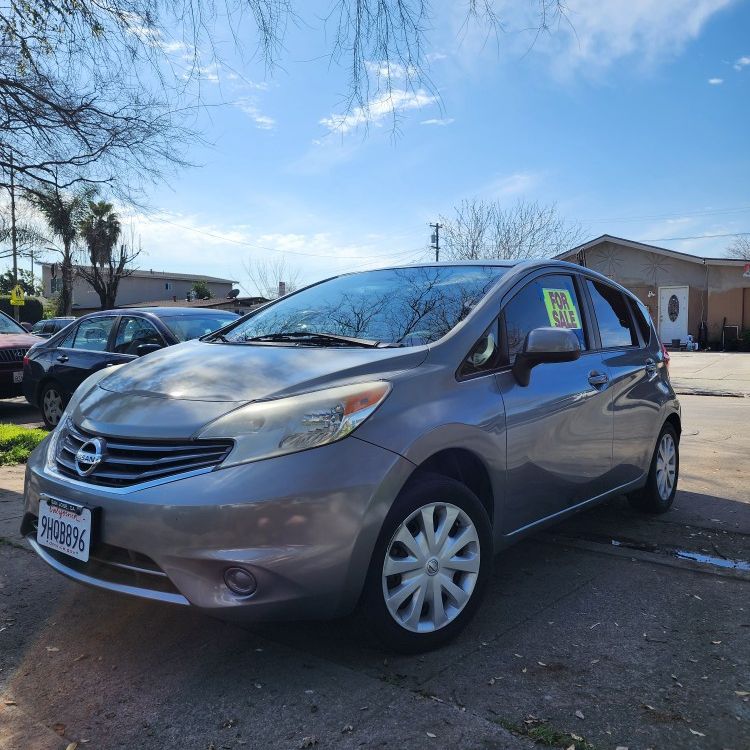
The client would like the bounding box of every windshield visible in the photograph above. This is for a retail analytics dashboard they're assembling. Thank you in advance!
[221,265,508,346]
[161,313,238,342]
[0,313,26,334]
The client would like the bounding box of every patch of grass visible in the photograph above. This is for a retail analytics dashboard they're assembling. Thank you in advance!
[0,423,48,465]
[496,718,596,750]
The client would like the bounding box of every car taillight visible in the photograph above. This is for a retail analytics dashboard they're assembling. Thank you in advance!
[661,343,670,369]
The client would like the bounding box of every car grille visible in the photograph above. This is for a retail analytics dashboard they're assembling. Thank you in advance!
[0,347,28,364]
[56,422,234,488]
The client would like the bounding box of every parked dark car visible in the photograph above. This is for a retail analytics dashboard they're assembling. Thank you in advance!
[24,307,238,428]
[0,311,42,399]
[30,317,76,339]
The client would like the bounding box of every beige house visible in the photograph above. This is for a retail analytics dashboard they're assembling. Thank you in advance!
[41,264,236,312]
[556,235,750,347]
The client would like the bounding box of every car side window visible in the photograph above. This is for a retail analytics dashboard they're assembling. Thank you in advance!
[58,326,77,348]
[71,317,116,352]
[113,316,164,355]
[503,274,587,364]
[458,318,505,378]
[586,280,638,349]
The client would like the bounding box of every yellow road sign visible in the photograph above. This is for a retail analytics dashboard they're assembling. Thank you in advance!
[10,284,25,306]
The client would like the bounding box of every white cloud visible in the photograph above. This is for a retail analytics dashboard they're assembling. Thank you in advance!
[708,77,724,84]
[420,117,455,126]
[236,100,275,130]
[320,89,437,134]
[566,0,730,68]
[484,172,539,198]
[734,55,750,70]
[364,61,418,80]
[465,0,733,75]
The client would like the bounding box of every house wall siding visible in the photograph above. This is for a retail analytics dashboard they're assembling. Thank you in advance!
[42,266,233,309]
[574,240,749,342]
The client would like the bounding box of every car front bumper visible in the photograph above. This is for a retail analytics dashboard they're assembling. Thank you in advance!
[22,435,414,620]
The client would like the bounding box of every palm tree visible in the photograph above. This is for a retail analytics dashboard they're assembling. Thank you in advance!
[26,188,92,315]
[78,200,121,268]
[78,200,134,310]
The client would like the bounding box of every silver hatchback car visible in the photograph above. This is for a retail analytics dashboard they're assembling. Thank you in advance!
[23,260,680,651]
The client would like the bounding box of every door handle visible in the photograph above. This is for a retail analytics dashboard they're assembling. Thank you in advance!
[645,358,656,374]
[588,371,609,387]
[56,354,69,363]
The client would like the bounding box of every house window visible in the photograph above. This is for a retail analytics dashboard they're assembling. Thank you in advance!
[165,282,173,291]
[50,277,63,294]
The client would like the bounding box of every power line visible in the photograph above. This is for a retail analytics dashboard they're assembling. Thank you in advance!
[586,204,750,224]
[643,230,750,242]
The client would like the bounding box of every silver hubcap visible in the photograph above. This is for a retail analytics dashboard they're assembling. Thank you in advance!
[655,433,677,500]
[43,388,63,426]
[382,502,480,633]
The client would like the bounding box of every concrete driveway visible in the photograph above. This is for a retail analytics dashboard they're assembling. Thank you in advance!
[669,352,750,397]
[1,395,749,750]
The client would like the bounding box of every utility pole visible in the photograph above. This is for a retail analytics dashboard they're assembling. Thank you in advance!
[430,222,442,263]
[9,153,19,320]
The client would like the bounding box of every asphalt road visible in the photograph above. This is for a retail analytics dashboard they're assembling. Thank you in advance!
[1,395,748,750]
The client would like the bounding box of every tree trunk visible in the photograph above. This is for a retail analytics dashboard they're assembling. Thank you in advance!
[58,248,74,316]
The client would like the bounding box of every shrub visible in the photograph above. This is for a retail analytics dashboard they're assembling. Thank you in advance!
[0,296,44,324]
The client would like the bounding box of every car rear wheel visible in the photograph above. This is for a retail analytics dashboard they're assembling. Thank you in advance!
[361,474,492,653]
[627,423,679,514]
[40,382,66,430]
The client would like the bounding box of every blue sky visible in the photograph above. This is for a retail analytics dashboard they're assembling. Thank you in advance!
[40,1,750,293]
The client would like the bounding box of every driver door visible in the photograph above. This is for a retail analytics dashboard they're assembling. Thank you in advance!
[496,272,614,535]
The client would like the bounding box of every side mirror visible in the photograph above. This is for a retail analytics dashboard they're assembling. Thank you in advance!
[136,343,163,357]
[21,322,33,332]
[512,327,581,387]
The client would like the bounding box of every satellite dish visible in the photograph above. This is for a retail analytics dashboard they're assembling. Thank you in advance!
[226,288,240,299]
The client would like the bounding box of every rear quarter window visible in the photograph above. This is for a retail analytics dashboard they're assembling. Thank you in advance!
[629,299,652,346]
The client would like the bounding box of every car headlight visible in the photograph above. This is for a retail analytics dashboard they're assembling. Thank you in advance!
[199,381,391,466]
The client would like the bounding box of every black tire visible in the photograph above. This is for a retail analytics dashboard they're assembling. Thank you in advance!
[360,473,492,653]
[39,381,67,430]
[627,423,679,514]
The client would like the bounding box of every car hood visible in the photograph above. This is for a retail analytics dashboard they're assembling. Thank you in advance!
[0,332,41,348]
[74,339,428,439]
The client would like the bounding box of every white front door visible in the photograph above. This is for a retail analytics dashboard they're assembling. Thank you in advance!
[658,286,689,344]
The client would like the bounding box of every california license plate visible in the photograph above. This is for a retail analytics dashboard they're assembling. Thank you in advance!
[13,370,22,384]
[37,496,92,562]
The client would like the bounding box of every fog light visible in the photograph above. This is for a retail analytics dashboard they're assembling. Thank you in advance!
[224,566,257,596]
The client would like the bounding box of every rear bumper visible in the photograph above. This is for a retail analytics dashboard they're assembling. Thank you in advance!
[23,435,414,620]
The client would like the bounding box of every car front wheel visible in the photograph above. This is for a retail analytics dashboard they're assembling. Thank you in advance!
[361,474,492,653]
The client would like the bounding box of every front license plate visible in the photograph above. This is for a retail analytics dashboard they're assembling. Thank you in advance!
[13,370,22,384]
[37,497,92,562]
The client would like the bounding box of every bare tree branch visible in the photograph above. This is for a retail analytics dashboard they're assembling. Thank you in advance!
[440,198,585,261]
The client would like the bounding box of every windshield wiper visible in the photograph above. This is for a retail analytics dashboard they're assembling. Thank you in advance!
[241,331,384,348]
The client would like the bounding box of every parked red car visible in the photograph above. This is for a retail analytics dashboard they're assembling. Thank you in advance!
[0,311,41,399]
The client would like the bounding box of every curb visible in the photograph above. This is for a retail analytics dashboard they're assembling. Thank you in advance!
[672,387,750,398]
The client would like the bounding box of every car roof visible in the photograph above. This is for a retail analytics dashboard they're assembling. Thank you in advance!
[79,307,236,319]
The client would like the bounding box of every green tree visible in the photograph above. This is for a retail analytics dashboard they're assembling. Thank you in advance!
[26,188,92,315]
[77,201,137,309]
[0,269,43,296]
[191,280,212,299]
